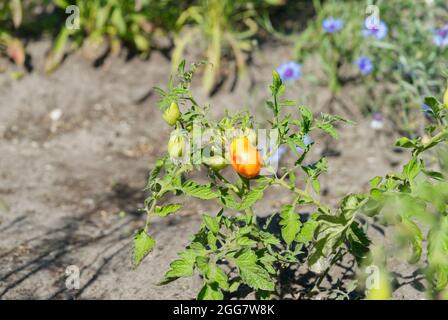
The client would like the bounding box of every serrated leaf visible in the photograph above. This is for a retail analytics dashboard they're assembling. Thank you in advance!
[347,222,370,264]
[197,283,223,300]
[279,205,302,246]
[239,183,269,210]
[238,264,275,291]
[317,122,338,139]
[299,106,313,132]
[296,219,318,243]
[182,181,219,199]
[207,264,229,290]
[154,203,183,217]
[133,230,155,267]
[237,236,257,246]
[235,249,257,266]
[203,214,219,234]
[164,258,194,280]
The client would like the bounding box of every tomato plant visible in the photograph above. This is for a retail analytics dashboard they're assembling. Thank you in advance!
[134,61,448,300]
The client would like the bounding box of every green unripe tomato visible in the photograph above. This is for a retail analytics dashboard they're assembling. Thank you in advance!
[168,133,186,159]
[163,102,181,126]
[204,155,228,171]
[367,271,392,300]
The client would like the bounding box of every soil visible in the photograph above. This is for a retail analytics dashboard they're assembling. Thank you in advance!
[0,40,425,299]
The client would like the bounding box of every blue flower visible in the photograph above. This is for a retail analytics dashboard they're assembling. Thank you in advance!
[277,61,302,82]
[355,56,374,75]
[322,18,344,33]
[432,25,448,47]
[422,104,432,113]
[296,134,313,154]
[422,104,433,120]
[362,18,388,40]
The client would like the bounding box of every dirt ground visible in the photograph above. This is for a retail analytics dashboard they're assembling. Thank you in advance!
[0,40,425,299]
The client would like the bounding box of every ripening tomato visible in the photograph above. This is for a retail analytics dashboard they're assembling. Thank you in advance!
[230,137,262,178]
[163,102,181,126]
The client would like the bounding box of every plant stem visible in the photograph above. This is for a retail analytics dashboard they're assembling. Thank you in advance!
[275,178,322,207]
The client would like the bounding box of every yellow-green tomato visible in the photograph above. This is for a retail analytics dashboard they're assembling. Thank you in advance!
[168,134,186,159]
[367,271,392,300]
[163,102,181,126]
[204,155,228,171]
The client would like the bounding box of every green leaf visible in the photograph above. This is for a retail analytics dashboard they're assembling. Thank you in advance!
[279,205,302,246]
[45,28,70,73]
[238,264,275,291]
[317,121,338,139]
[207,264,229,290]
[182,181,219,199]
[111,7,126,35]
[296,219,318,243]
[299,106,313,132]
[395,137,416,149]
[403,157,420,180]
[239,183,269,210]
[229,280,241,293]
[427,216,448,290]
[203,214,219,234]
[347,222,370,264]
[235,249,257,266]
[370,176,383,188]
[270,70,282,96]
[311,178,321,194]
[197,283,223,300]
[164,258,194,281]
[133,230,156,268]
[400,218,423,264]
[154,203,183,217]
[237,236,257,246]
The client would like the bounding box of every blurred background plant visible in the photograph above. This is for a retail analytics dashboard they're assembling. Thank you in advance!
[0,0,25,67]
[45,0,188,72]
[367,0,448,133]
[359,94,448,299]
[172,0,285,94]
[294,0,448,133]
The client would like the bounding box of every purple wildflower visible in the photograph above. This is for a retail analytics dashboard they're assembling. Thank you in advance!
[356,56,374,75]
[363,17,388,40]
[277,61,302,82]
[322,18,344,33]
[296,134,313,154]
[432,25,448,47]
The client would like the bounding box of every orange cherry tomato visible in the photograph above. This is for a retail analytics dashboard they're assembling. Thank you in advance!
[230,137,262,178]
